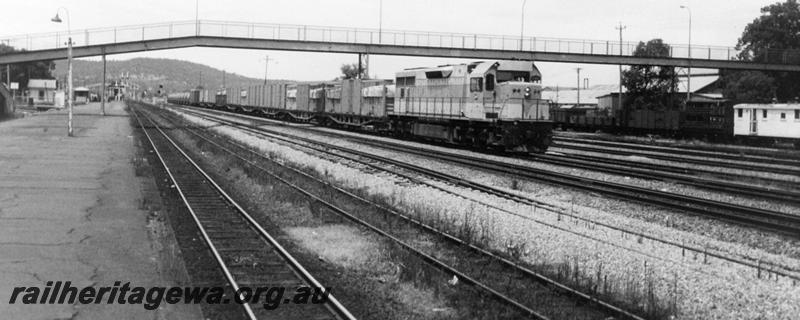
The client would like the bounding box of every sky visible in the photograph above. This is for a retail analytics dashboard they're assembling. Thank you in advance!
[0,0,779,88]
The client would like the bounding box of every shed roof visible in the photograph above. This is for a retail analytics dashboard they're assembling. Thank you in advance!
[541,84,619,105]
[677,75,719,93]
[733,103,800,110]
[28,79,56,89]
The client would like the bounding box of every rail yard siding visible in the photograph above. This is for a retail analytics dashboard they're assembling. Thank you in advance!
[168,107,800,319]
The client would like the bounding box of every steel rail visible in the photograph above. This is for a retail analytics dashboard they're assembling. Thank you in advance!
[373,139,800,235]
[152,103,651,319]
[553,141,800,176]
[553,134,800,162]
[173,105,800,283]
[554,136,800,167]
[177,106,800,232]
[139,103,565,320]
[131,106,355,320]
[184,106,800,237]
[529,153,800,203]
[552,152,798,191]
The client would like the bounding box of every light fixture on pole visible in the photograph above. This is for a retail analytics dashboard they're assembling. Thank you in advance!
[680,5,692,102]
[51,7,73,137]
[576,67,582,106]
[520,0,527,50]
[616,22,626,109]
[262,55,276,85]
[195,0,200,36]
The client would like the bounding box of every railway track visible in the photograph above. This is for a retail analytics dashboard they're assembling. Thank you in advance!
[553,133,800,162]
[141,102,648,320]
[131,106,355,320]
[371,140,800,236]
[169,105,800,282]
[181,107,799,199]
[549,152,798,191]
[529,152,800,203]
[552,138,800,176]
[177,106,800,236]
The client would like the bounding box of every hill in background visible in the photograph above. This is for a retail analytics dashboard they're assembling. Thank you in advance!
[53,57,278,94]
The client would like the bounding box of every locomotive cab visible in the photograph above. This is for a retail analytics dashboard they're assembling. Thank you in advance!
[468,61,548,121]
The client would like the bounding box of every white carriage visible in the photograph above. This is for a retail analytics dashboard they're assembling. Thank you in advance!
[733,103,800,142]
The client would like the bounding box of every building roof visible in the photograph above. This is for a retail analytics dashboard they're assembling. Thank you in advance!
[28,79,57,89]
[677,75,719,93]
[555,104,599,110]
[541,84,619,105]
[552,76,721,102]
[733,103,800,110]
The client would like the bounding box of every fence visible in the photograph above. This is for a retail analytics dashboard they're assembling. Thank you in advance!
[3,19,790,63]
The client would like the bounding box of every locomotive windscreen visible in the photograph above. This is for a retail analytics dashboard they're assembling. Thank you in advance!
[496,71,531,83]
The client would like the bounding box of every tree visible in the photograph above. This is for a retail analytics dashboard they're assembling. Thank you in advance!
[722,71,776,102]
[0,43,55,90]
[737,0,800,62]
[621,39,678,109]
[339,63,368,80]
[723,0,800,101]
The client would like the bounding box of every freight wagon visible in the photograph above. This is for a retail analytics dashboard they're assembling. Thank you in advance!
[168,60,553,152]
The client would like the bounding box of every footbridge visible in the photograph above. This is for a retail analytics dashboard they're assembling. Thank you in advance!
[1,20,798,71]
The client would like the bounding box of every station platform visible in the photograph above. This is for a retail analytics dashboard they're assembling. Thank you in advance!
[0,102,202,319]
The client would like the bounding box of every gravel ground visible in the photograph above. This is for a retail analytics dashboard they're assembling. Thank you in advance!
[169,108,800,319]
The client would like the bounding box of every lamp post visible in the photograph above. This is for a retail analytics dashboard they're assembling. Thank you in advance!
[520,0,527,50]
[195,0,200,36]
[616,22,626,110]
[51,7,73,137]
[576,67,582,106]
[262,55,276,85]
[378,0,383,43]
[680,5,692,102]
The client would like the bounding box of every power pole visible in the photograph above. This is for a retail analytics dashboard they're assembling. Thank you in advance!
[357,54,363,79]
[363,54,369,79]
[576,67,582,106]
[680,5,692,103]
[616,22,626,110]
[199,71,202,88]
[67,37,73,136]
[520,0,527,50]
[222,70,226,88]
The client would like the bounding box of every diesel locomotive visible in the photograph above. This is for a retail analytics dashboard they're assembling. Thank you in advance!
[168,60,553,152]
